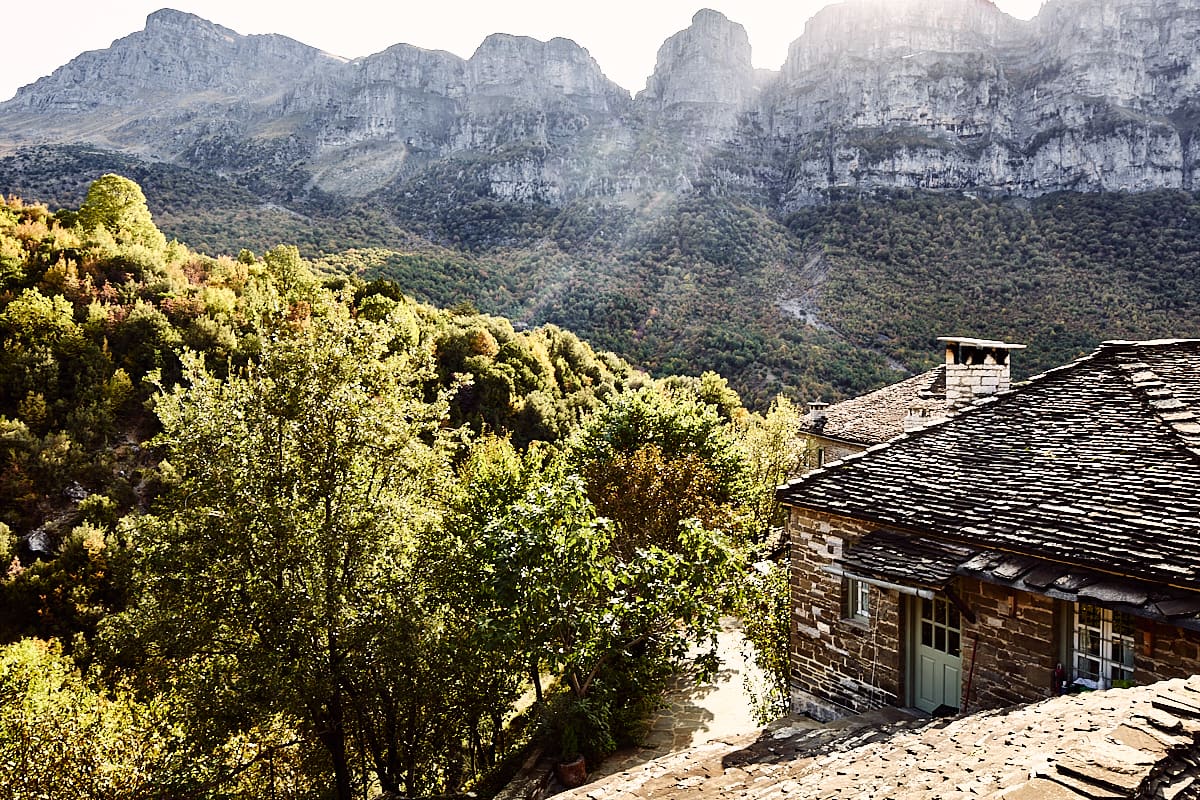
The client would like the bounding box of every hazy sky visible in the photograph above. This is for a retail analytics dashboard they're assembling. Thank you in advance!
[3,0,1046,102]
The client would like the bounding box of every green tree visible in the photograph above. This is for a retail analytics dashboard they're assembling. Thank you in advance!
[570,385,750,556]
[735,395,806,544]
[75,174,167,251]
[0,638,172,798]
[736,563,791,724]
[471,453,736,760]
[111,301,450,799]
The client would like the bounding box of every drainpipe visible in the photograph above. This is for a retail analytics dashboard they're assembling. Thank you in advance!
[963,634,980,712]
[820,564,936,599]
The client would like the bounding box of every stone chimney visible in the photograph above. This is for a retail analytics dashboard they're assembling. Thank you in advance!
[806,399,829,421]
[938,336,1025,412]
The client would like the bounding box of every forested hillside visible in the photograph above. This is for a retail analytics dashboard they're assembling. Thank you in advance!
[4,146,1200,410]
[0,176,800,798]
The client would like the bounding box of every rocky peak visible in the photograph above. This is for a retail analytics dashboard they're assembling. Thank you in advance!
[8,7,335,112]
[143,8,236,40]
[784,0,1025,78]
[637,9,754,129]
[466,34,627,114]
[5,2,1200,202]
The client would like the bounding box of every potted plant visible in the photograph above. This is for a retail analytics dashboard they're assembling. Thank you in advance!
[555,720,588,788]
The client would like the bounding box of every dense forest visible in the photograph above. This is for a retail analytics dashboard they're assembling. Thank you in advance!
[0,176,801,798]
[3,146,1199,411]
[4,146,1200,409]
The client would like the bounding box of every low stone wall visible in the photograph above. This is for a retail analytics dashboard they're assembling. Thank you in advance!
[493,746,553,800]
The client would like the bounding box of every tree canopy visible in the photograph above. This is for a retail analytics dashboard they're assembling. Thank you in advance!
[0,176,796,798]
[75,173,167,251]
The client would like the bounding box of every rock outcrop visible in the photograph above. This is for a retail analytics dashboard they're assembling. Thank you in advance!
[4,0,1200,205]
[638,9,755,136]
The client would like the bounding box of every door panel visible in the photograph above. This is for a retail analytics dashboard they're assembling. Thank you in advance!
[911,595,963,713]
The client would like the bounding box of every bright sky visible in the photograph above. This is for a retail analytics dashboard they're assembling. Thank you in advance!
[2,0,1046,103]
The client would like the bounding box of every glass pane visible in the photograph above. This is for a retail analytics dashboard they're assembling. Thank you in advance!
[948,605,960,630]
[922,621,933,647]
[935,627,946,652]
[948,631,961,658]
[1073,604,1137,688]
[1112,638,1134,669]
[922,598,933,622]
[1079,605,1101,628]
[1080,628,1100,657]
[935,599,946,625]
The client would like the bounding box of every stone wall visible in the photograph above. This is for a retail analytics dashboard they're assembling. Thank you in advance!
[1134,621,1200,684]
[803,434,862,472]
[956,578,1060,711]
[786,506,1200,720]
[787,506,904,720]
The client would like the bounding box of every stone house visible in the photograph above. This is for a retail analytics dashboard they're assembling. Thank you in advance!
[799,336,1024,469]
[777,338,1200,721]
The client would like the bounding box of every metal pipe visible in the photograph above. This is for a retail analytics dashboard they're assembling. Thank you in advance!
[821,564,936,599]
[963,633,980,712]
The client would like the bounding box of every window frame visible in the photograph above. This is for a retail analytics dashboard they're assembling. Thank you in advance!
[844,577,870,623]
[1072,603,1135,689]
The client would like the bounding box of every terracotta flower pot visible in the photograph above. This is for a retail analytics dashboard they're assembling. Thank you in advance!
[555,755,587,788]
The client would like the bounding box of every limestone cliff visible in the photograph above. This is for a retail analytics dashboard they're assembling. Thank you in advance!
[638,9,755,136]
[3,0,1200,206]
[745,0,1200,205]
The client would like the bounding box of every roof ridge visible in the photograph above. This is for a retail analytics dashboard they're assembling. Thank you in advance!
[778,339,1195,495]
[1110,347,1200,458]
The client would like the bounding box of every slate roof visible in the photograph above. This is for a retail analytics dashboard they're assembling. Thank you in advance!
[778,339,1200,592]
[959,550,1200,631]
[800,366,945,446]
[838,529,974,589]
[836,530,1200,630]
[558,676,1200,800]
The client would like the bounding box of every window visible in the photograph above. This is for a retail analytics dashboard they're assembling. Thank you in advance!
[845,578,870,622]
[918,595,961,657]
[1073,604,1134,688]
[816,448,826,468]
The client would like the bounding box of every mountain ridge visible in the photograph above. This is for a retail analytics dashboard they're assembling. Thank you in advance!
[5,0,1200,205]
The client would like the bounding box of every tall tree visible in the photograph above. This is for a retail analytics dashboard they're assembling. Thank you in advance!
[112,300,450,799]
[570,385,750,556]
[75,174,167,251]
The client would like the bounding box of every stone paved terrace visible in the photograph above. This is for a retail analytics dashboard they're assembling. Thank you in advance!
[557,677,1200,800]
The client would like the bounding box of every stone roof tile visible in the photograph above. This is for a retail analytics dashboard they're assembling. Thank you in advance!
[838,529,975,588]
[778,339,1200,591]
[559,677,1200,800]
[801,367,944,446]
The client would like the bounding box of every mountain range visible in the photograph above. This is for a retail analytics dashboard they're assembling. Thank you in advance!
[2,0,1200,408]
[4,0,1200,205]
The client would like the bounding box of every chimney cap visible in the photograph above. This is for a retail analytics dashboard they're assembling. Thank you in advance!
[807,399,829,412]
[937,336,1026,350]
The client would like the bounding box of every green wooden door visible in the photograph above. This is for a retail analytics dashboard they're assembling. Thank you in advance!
[911,595,962,713]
